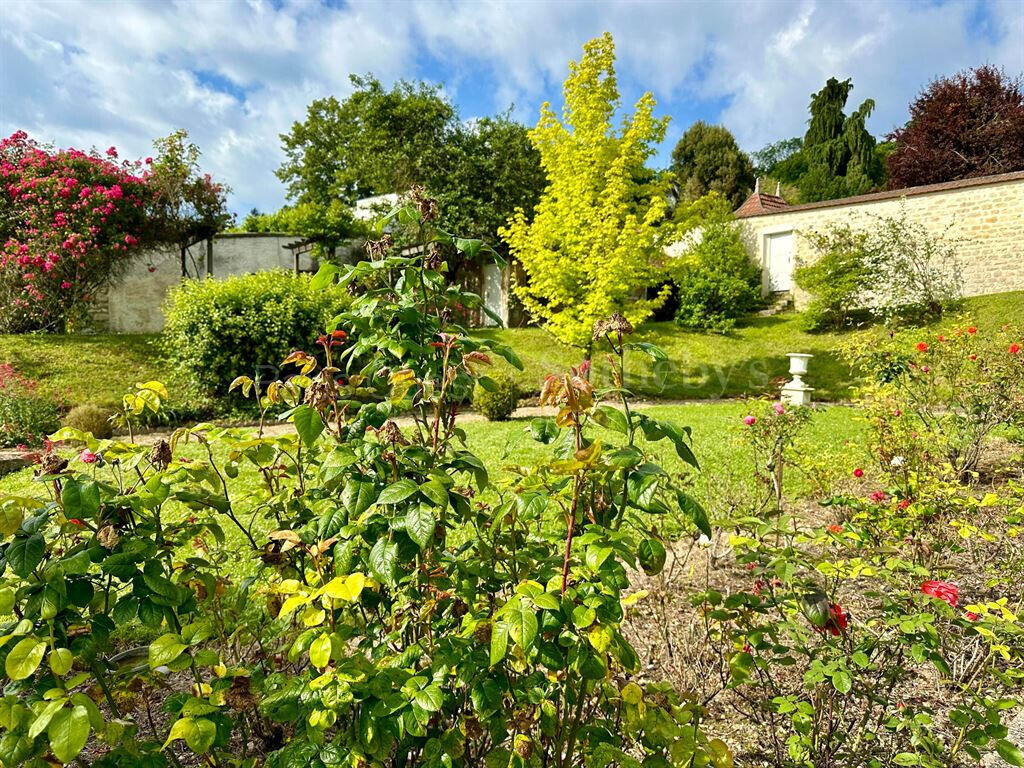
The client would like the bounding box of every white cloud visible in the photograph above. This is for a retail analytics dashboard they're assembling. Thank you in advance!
[2,0,1021,214]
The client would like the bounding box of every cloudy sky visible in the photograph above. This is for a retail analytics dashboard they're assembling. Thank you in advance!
[2,0,1021,215]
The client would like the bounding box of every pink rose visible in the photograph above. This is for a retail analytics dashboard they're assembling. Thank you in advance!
[79,449,98,464]
[773,402,786,415]
[743,415,756,426]
[921,580,958,608]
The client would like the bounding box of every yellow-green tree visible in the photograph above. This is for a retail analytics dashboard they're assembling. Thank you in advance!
[501,32,675,352]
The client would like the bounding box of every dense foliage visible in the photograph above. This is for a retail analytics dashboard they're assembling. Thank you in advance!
[0,363,60,447]
[472,370,518,421]
[795,208,962,331]
[670,197,762,331]
[0,130,229,332]
[145,129,233,257]
[797,77,884,202]
[277,76,544,247]
[886,65,1024,189]
[61,405,113,440]
[502,33,675,352]
[669,121,755,209]
[162,270,352,398]
[0,191,725,768]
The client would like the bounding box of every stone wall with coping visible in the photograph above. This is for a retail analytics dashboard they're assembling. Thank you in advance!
[737,174,1024,308]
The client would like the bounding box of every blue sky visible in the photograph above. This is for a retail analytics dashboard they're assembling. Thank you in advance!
[2,0,1021,216]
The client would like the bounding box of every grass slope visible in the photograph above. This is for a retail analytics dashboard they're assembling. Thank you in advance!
[0,334,173,410]
[478,291,1024,401]
[0,291,1020,409]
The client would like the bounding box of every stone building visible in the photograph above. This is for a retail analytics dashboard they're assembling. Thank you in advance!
[733,170,1024,307]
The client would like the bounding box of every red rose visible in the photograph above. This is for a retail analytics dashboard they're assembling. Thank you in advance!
[823,603,848,636]
[828,524,843,533]
[1010,343,1021,355]
[853,468,864,478]
[967,326,977,334]
[965,611,980,622]
[921,580,958,607]
[916,342,929,352]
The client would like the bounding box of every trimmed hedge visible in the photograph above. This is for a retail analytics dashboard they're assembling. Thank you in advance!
[163,271,351,396]
[473,371,519,421]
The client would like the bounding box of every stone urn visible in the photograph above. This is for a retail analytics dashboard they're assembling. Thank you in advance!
[781,353,814,406]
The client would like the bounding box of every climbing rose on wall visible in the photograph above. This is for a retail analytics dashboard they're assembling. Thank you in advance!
[0,131,152,332]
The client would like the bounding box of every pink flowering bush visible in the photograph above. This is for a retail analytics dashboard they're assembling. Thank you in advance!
[0,131,152,331]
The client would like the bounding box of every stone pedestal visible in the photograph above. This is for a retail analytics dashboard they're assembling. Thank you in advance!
[781,353,814,406]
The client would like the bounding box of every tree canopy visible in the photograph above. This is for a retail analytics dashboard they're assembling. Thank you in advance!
[886,65,1024,189]
[501,32,675,351]
[669,121,754,209]
[276,76,544,247]
[798,77,883,202]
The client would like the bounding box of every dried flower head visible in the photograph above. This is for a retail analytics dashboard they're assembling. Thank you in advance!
[38,452,69,476]
[97,525,119,550]
[304,371,337,411]
[593,312,633,340]
[364,232,394,259]
[425,241,443,270]
[150,439,172,469]
[377,419,409,447]
[408,185,439,221]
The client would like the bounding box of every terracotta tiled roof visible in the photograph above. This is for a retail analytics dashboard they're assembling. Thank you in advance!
[734,170,1024,219]
[734,191,790,218]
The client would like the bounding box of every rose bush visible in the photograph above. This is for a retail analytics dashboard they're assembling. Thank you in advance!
[0,132,151,332]
[0,194,727,767]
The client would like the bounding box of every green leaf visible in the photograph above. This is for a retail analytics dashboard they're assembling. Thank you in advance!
[405,505,435,550]
[342,476,376,517]
[625,341,668,361]
[49,648,73,676]
[676,491,712,539]
[48,705,90,764]
[996,740,1024,766]
[5,637,46,680]
[7,534,44,578]
[592,405,629,434]
[489,622,509,666]
[637,538,667,576]
[414,684,444,713]
[528,417,559,444]
[369,538,398,586]
[165,716,217,754]
[454,238,483,260]
[832,669,853,694]
[377,479,418,505]
[148,633,186,669]
[292,404,325,448]
[419,478,448,509]
[506,601,538,652]
[309,262,340,291]
[309,633,332,669]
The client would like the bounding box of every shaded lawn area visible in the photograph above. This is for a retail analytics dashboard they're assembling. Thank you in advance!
[477,290,1024,401]
[2,291,1019,411]
[0,333,173,410]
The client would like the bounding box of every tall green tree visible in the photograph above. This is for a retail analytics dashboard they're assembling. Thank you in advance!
[799,77,883,202]
[276,76,543,247]
[669,121,755,208]
[501,32,674,352]
[277,74,455,206]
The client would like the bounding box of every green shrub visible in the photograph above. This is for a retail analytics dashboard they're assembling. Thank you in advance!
[794,227,873,331]
[62,404,114,439]
[0,363,60,446]
[672,211,762,331]
[796,208,962,331]
[473,370,518,420]
[162,270,351,396]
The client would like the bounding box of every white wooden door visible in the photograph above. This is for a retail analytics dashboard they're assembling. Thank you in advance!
[765,231,795,292]
[481,263,505,326]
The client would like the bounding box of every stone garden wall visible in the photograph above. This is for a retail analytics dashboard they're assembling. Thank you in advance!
[737,171,1024,306]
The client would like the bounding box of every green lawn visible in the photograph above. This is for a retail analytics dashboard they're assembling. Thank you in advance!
[0,402,869,545]
[479,290,1024,401]
[1,291,1020,411]
[0,333,174,410]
